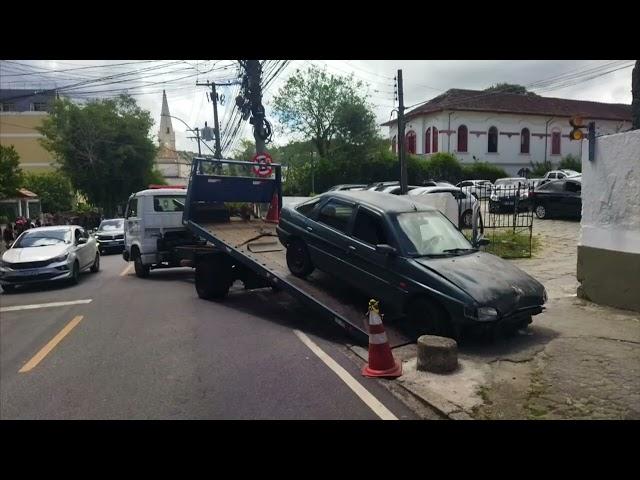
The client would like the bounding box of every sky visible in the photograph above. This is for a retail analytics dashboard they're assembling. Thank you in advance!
[1,59,634,154]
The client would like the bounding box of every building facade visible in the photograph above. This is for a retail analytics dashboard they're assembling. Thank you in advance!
[0,89,57,172]
[155,90,190,186]
[383,89,632,176]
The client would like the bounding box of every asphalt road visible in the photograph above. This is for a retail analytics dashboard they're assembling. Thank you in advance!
[0,253,423,420]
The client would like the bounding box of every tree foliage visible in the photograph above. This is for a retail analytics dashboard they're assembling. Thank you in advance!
[272,66,376,157]
[0,145,24,199]
[484,83,538,96]
[38,95,158,216]
[23,171,74,213]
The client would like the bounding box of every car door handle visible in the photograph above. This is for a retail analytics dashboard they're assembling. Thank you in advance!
[347,245,356,253]
[306,226,313,232]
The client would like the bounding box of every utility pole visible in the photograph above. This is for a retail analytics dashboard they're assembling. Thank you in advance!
[196,81,223,158]
[243,60,268,155]
[397,70,408,194]
[187,127,202,156]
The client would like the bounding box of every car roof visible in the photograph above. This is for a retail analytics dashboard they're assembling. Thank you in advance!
[18,225,76,233]
[496,177,527,182]
[133,188,186,197]
[323,190,437,214]
[412,186,459,194]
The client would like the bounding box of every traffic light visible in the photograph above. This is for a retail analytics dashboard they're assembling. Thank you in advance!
[569,116,586,141]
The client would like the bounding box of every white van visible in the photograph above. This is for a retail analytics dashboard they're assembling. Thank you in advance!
[123,187,196,277]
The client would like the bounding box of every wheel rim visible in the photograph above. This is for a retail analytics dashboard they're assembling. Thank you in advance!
[463,212,472,227]
[536,205,546,218]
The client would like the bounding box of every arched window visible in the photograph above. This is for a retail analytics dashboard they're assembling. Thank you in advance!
[424,128,431,154]
[432,127,439,153]
[391,135,397,154]
[406,130,416,154]
[520,128,530,154]
[457,125,468,152]
[488,126,498,153]
[551,130,561,155]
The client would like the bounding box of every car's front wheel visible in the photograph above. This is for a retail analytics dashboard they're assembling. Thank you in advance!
[461,209,473,229]
[90,252,100,272]
[535,204,547,219]
[70,261,80,285]
[286,239,314,278]
[133,249,150,278]
[406,297,455,339]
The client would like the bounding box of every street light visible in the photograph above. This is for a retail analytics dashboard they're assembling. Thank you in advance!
[160,113,216,157]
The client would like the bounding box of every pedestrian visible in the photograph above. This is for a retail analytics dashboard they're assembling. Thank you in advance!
[3,223,14,249]
[35,218,42,228]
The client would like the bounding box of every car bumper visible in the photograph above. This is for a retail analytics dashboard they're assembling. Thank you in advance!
[97,239,125,250]
[0,264,73,285]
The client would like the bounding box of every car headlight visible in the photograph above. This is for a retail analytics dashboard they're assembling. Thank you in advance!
[477,306,498,322]
[52,254,69,263]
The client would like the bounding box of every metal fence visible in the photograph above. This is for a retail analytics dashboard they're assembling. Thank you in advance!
[457,183,535,258]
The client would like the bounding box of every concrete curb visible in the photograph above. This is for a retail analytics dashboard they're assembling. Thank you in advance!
[348,344,475,421]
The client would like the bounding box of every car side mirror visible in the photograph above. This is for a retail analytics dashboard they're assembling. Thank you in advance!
[77,237,88,245]
[475,237,490,248]
[375,244,397,255]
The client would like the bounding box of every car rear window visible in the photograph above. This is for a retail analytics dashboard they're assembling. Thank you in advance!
[153,195,185,212]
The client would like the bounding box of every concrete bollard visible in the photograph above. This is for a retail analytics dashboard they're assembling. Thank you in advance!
[417,335,458,373]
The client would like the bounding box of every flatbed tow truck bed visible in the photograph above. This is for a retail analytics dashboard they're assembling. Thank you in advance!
[183,157,413,347]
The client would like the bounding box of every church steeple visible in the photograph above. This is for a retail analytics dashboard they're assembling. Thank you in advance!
[158,90,176,149]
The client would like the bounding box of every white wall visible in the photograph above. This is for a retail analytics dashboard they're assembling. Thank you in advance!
[579,129,640,255]
[388,111,631,176]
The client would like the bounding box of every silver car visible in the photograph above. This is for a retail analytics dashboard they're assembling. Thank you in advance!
[0,226,100,292]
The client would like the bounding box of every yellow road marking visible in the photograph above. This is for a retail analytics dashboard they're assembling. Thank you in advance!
[19,315,84,373]
[119,264,133,276]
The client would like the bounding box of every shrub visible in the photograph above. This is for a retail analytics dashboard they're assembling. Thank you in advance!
[530,159,554,177]
[462,161,508,182]
[558,154,581,173]
[425,152,464,184]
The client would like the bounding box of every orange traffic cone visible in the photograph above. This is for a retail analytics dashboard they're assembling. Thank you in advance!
[362,299,402,379]
[265,192,280,223]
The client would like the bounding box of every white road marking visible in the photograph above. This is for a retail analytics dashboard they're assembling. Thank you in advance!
[0,299,93,313]
[119,264,133,276]
[293,329,398,420]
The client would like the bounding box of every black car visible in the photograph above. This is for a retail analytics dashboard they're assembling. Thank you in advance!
[94,218,125,254]
[277,191,546,337]
[530,178,582,219]
[489,177,531,213]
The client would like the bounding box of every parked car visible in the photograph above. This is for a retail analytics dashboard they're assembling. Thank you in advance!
[326,184,367,192]
[365,181,400,191]
[277,191,546,337]
[0,225,100,292]
[409,186,479,228]
[378,185,419,195]
[95,218,125,254]
[528,178,544,190]
[540,169,580,185]
[530,177,582,219]
[456,179,493,199]
[489,177,531,213]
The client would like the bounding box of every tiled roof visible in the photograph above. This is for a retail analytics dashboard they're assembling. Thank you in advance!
[382,89,632,126]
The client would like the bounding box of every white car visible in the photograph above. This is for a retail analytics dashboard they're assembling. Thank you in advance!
[407,186,479,228]
[0,225,100,292]
[456,179,493,199]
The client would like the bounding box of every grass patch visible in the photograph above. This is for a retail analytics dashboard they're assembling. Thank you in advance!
[464,228,539,259]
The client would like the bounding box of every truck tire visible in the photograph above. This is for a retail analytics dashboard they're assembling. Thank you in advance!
[286,239,314,278]
[133,249,150,278]
[195,255,232,300]
[407,297,455,339]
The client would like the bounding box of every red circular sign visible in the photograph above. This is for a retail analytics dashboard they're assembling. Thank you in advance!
[252,152,273,177]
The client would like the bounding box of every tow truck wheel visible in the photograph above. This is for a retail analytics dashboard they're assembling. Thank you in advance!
[407,297,455,339]
[1,284,16,293]
[133,249,150,278]
[195,256,231,300]
[286,239,314,278]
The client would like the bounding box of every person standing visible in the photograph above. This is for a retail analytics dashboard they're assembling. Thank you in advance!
[3,223,14,249]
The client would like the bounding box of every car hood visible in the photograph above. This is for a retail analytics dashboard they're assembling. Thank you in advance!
[414,251,545,315]
[3,244,70,263]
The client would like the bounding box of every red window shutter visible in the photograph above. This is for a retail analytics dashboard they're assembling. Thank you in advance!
[521,128,530,154]
[406,131,416,154]
[425,128,431,154]
[457,125,467,152]
[552,132,561,155]
[432,127,438,153]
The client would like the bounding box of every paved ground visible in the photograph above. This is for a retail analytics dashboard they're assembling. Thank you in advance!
[390,217,640,420]
[1,253,429,420]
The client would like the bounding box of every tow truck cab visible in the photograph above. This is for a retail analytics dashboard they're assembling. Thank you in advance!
[123,186,201,273]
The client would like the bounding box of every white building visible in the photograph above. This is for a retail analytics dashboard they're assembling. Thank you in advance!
[155,90,190,186]
[383,89,632,176]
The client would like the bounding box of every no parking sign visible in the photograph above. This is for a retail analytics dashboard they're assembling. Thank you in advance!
[252,152,273,177]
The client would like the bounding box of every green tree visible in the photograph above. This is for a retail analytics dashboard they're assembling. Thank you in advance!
[484,83,538,96]
[38,95,158,216]
[558,154,581,173]
[530,159,554,177]
[272,66,375,157]
[23,171,74,213]
[0,145,24,199]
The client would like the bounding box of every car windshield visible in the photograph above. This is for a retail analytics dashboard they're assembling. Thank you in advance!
[14,229,72,248]
[396,211,473,256]
[98,220,124,231]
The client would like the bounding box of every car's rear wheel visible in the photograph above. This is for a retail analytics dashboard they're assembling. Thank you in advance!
[133,249,150,278]
[535,204,547,219]
[406,297,455,339]
[90,252,100,272]
[1,284,16,293]
[195,255,232,300]
[461,209,473,228]
[70,261,80,285]
[286,239,314,278]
